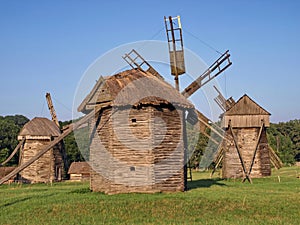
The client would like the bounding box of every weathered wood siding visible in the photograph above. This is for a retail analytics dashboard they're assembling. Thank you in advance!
[222,127,271,178]
[223,115,270,128]
[19,139,64,183]
[90,105,186,194]
[70,174,90,181]
[153,107,185,192]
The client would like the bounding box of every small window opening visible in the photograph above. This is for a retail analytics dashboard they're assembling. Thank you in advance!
[131,118,137,123]
[130,166,135,171]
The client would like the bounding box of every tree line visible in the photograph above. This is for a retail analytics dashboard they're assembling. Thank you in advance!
[0,115,88,167]
[267,120,300,164]
[0,115,299,168]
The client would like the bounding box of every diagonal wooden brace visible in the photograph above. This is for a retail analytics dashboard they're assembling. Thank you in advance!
[228,122,252,183]
[0,138,25,166]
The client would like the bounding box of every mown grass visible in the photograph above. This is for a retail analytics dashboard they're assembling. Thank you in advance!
[0,167,299,225]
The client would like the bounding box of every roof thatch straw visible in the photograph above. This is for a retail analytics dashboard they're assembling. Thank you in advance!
[19,117,61,137]
[68,162,91,174]
[78,69,194,113]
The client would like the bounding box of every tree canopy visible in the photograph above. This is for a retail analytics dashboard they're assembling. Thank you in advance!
[0,115,29,165]
[267,119,300,165]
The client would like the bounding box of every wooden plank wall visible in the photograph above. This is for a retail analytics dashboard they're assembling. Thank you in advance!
[153,107,185,192]
[223,115,270,128]
[90,105,186,194]
[222,127,271,178]
[19,139,64,183]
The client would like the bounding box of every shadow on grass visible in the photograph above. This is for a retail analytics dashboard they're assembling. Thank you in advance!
[0,193,56,209]
[0,197,33,208]
[188,178,226,190]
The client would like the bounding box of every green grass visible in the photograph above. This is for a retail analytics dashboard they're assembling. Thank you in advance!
[0,167,299,225]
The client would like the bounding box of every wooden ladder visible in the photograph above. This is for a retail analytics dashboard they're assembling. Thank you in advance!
[122,49,162,79]
[181,50,232,98]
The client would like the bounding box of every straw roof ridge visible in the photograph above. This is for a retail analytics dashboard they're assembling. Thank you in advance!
[19,117,61,137]
[78,69,194,112]
[68,161,91,174]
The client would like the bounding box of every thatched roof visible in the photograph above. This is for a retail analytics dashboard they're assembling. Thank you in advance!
[225,94,270,116]
[68,162,91,174]
[19,117,61,137]
[78,69,194,113]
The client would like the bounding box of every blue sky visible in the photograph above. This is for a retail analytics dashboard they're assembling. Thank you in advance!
[0,0,299,122]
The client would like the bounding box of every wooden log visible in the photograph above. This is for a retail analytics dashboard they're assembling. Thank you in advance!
[0,138,25,166]
[269,146,283,169]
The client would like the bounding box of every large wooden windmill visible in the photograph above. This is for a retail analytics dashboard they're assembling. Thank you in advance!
[0,93,66,183]
[0,16,231,191]
[211,91,283,182]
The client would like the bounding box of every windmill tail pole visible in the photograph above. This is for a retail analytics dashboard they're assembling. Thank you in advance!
[0,138,25,167]
[45,93,60,127]
[0,109,98,185]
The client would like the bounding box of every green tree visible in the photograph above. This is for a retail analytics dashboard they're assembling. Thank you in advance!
[59,120,89,165]
[267,120,300,165]
[0,115,29,165]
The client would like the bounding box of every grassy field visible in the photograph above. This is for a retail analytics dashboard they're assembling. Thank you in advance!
[0,167,299,225]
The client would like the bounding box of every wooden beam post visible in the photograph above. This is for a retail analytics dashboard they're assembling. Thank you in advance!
[228,122,252,183]
[0,138,25,166]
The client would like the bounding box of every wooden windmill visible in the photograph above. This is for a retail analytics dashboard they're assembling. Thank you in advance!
[0,110,93,184]
[211,90,283,182]
[0,93,66,183]
[17,93,66,183]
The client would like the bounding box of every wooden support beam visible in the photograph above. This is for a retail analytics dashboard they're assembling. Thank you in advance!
[210,146,224,178]
[268,146,283,169]
[0,138,25,166]
[228,123,252,183]
[196,111,225,140]
[202,131,219,145]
